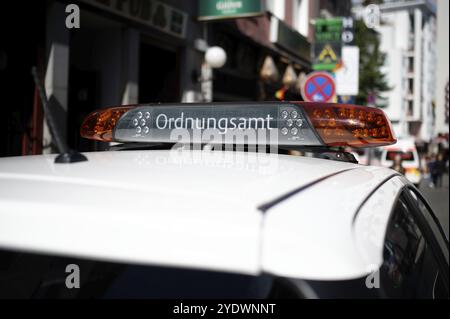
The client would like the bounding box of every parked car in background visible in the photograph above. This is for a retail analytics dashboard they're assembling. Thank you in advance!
[381,138,422,186]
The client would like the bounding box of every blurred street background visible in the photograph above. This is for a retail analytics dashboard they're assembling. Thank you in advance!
[421,174,449,237]
[0,0,448,229]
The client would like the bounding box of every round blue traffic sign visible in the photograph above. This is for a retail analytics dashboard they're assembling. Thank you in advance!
[301,72,336,103]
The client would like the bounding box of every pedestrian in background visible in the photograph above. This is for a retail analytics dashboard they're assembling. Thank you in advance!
[435,153,446,188]
[428,154,438,188]
[422,155,431,179]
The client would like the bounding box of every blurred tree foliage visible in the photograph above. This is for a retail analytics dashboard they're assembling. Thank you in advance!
[354,19,391,107]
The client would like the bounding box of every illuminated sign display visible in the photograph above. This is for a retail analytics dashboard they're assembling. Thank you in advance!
[113,103,319,146]
[81,102,397,149]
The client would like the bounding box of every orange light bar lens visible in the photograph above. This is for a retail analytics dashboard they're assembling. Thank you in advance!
[80,106,133,142]
[299,103,396,148]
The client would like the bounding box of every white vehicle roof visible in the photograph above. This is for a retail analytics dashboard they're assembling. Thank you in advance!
[0,150,400,281]
[383,138,417,151]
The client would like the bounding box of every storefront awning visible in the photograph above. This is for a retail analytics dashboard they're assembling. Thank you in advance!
[235,13,311,68]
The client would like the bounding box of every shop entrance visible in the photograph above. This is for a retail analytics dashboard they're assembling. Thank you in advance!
[139,41,180,103]
[0,2,45,156]
[67,68,99,152]
[67,10,123,152]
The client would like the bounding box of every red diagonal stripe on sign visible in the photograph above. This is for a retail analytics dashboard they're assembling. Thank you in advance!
[310,77,330,98]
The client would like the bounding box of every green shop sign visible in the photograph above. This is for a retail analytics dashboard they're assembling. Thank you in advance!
[313,18,343,71]
[198,0,263,21]
[314,18,343,43]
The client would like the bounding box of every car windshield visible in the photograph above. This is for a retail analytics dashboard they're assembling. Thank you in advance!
[386,150,415,161]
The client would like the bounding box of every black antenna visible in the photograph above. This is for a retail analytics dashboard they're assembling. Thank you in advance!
[31,66,87,164]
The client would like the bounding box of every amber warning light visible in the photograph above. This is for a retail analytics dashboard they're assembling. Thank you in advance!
[80,102,396,148]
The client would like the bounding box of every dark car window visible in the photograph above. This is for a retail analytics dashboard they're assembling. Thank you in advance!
[380,192,449,299]
[407,188,449,257]
[0,249,273,299]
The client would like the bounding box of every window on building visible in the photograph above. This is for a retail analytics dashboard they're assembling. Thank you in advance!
[408,57,414,72]
[408,101,414,117]
[292,0,309,37]
[266,0,284,20]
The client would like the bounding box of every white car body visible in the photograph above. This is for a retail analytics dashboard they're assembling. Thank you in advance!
[0,149,408,282]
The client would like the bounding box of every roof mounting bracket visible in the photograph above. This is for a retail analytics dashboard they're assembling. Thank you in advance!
[315,150,358,164]
[280,146,359,164]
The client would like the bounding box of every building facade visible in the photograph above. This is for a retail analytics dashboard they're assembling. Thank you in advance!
[355,0,437,142]
[1,0,316,156]
[1,0,205,155]
[435,0,449,135]
[49,0,204,152]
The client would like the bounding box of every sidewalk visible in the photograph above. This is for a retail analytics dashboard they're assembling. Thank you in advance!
[420,173,449,238]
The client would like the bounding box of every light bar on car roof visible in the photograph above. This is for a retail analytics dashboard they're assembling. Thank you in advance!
[80,102,396,148]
